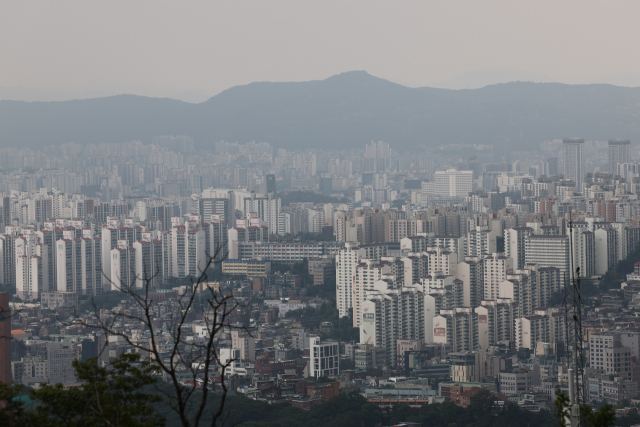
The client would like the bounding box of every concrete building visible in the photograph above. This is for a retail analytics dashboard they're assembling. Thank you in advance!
[222,259,271,277]
[515,308,566,350]
[594,227,618,276]
[47,342,77,385]
[455,257,484,309]
[336,242,361,318]
[587,375,637,405]
[482,253,514,301]
[0,292,10,384]
[310,337,339,378]
[243,193,282,236]
[352,260,392,328]
[360,284,426,366]
[41,291,78,309]
[449,351,486,383]
[354,344,386,371]
[434,170,473,197]
[433,307,477,352]
[525,235,570,276]
[608,139,630,173]
[467,230,496,258]
[231,330,256,362]
[499,371,533,395]
[505,227,532,269]
[562,138,585,188]
[475,298,517,351]
[569,227,596,278]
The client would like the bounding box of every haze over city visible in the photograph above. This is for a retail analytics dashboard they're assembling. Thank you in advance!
[1,2,640,427]
[2,1,640,102]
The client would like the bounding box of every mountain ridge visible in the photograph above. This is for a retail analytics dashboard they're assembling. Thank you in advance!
[1,71,639,151]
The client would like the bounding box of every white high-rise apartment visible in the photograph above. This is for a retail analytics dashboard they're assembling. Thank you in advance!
[608,139,630,173]
[475,298,517,351]
[336,242,360,318]
[562,138,585,187]
[515,308,565,350]
[336,242,387,319]
[525,235,570,276]
[482,253,514,301]
[360,285,426,366]
[16,245,49,301]
[243,193,281,235]
[352,259,392,327]
[132,239,163,288]
[432,307,477,352]
[434,170,473,197]
[467,229,496,258]
[570,227,596,278]
[505,227,532,269]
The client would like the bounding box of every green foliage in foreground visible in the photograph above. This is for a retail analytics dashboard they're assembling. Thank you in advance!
[0,353,164,427]
[0,355,630,427]
[554,390,615,427]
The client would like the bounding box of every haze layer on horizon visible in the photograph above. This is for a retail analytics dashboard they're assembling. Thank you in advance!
[2,0,640,102]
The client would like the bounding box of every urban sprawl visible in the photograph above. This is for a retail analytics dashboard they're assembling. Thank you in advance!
[2,136,640,414]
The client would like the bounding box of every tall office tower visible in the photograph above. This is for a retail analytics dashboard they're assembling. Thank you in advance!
[525,235,570,276]
[243,193,281,236]
[432,307,477,352]
[434,170,473,197]
[475,298,517,351]
[482,253,514,301]
[455,256,484,309]
[562,138,585,187]
[515,308,566,350]
[608,139,630,173]
[0,292,10,383]
[360,284,425,366]
[266,174,276,194]
[504,227,532,269]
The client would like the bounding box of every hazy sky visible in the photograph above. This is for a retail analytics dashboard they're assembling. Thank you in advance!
[2,1,640,98]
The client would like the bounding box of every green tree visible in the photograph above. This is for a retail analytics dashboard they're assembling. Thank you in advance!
[0,353,164,427]
[554,390,615,427]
